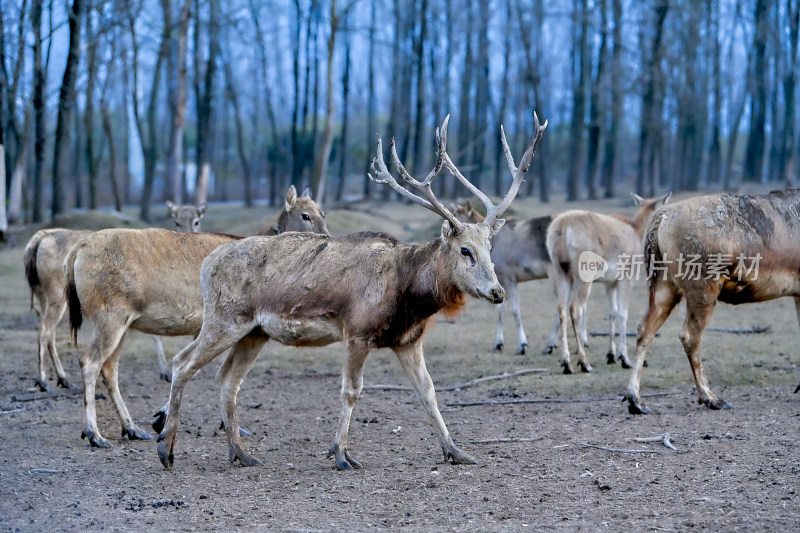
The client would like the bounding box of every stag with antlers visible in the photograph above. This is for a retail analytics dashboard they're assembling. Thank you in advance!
[155,113,547,471]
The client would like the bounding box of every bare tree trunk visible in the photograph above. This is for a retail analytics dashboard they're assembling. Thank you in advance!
[601,0,622,198]
[223,58,252,206]
[5,0,30,222]
[195,0,219,205]
[83,0,99,209]
[164,0,192,203]
[744,0,769,183]
[567,0,589,201]
[291,0,303,184]
[471,0,490,192]
[781,0,799,183]
[706,0,722,186]
[585,0,607,201]
[336,16,351,203]
[493,0,512,197]
[363,0,376,198]
[411,0,428,174]
[51,0,83,217]
[310,0,351,204]
[31,0,45,222]
[8,104,29,222]
[457,0,474,195]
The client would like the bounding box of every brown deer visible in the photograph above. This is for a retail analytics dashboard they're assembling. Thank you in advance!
[546,193,671,374]
[257,185,325,235]
[625,189,800,414]
[455,201,558,355]
[154,113,547,471]
[65,188,328,448]
[23,203,208,391]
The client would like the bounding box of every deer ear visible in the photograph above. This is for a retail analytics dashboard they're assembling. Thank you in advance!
[166,201,178,216]
[659,191,672,206]
[197,204,207,217]
[285,185,298,210]
[441,220,459,242]
[301,186,312,198]
[464,199,472,210]
[630,193,645,206]
[490,218,506,234]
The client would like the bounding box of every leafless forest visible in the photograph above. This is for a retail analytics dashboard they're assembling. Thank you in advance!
[0,0,797,237]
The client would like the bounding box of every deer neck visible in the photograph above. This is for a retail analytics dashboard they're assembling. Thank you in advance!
[407,239,466,318]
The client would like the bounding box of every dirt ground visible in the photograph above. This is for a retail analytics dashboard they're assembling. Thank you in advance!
[1,195,799,532]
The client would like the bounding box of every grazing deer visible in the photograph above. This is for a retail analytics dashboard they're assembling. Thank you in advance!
[155,113,547,471]
[625,189,800,414]
[23,203,208,391]
[65,188,328,448]
[546,193,671,374]
[454,201,559,355]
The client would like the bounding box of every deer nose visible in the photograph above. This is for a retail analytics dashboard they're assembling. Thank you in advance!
[491,286,505,304]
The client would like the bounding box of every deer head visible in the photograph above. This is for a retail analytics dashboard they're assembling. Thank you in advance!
[166,201,207,233]
[369,112,547,304]
[278,185,330,235]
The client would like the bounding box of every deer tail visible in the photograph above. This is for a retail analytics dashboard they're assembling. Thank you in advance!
[64,243,83,348]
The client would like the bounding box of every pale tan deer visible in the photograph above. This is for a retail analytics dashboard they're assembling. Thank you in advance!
[546,193,671,374]
[23,203,208,391]
[455,200,559,355]
[64,187,329,448]
[154,113,547,471]
[625,188,800,414]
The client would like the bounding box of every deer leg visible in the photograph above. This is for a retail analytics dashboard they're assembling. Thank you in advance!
[99,338,153,441]
[494,301,505,352]
[328,339,370,470]
[216,331,268,467]
[794,298,800,394]
[79,316,130,448]
[38,301,74,391]
[625,283,681,414]
[505,280,527,355]
[605,283,619,364]
[616,280,633,367]
[393,340,476,466]
[152,336,171,382]
[157,321,249,470]
[542,313,560,355]
[681,297,730,410]
[555,275,574,373]
[571,281,593,373]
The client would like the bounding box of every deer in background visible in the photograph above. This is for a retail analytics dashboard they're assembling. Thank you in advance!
[455,200,559,355]
[64,187,328,448]
[546,193,671,374]
[625,189,800,414]
[154,113,547,471]
[23,202,208,391]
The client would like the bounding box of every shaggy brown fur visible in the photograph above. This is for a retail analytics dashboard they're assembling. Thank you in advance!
[626,188,800,414]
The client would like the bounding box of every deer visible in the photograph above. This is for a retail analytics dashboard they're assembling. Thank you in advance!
[64,187,329,448]
[23,202,208,391]
[545,193,671,374]
[455,201,559,355]
[624,188,800,415]
[154,113,547,472]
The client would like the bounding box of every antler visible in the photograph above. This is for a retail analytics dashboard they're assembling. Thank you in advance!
[369,115,465,232]
[441,111,548,231]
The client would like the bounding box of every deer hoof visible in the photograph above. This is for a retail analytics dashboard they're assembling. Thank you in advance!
[561,361,574,375]
[123,426,154,441]
[703,398,733,410]
[494,343,503,352]
[623,393,651,415]
[151,409,167,434]
[541,344,555,355]
[229,444,263,467]
[515,344,527,355]
[445,445,477,466]
[57,376,80,390]
[157,439,175,470]
[159,371,172,383]
[606,352,616,365]
[327,444,362,470]
[35,378,51,392]
[81,428,112,448]
[578,361,593,374]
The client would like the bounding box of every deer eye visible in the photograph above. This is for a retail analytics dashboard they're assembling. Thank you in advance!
[461,247,471,257]
[302,213,311,221]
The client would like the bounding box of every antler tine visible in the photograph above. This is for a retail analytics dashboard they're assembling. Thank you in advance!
[368,129,464,232]
[485,111,548,227]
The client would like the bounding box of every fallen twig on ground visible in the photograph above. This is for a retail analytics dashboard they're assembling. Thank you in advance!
[706,325,770,334]
[463,436,544,445]
[363,368,547,392]
[447,391,680,408]
[582,443,659,454]
[10,389,81,403]
[589,331,641,337]
[633,433,677,450]
[0,407,25,414]
[29,468,62,474]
